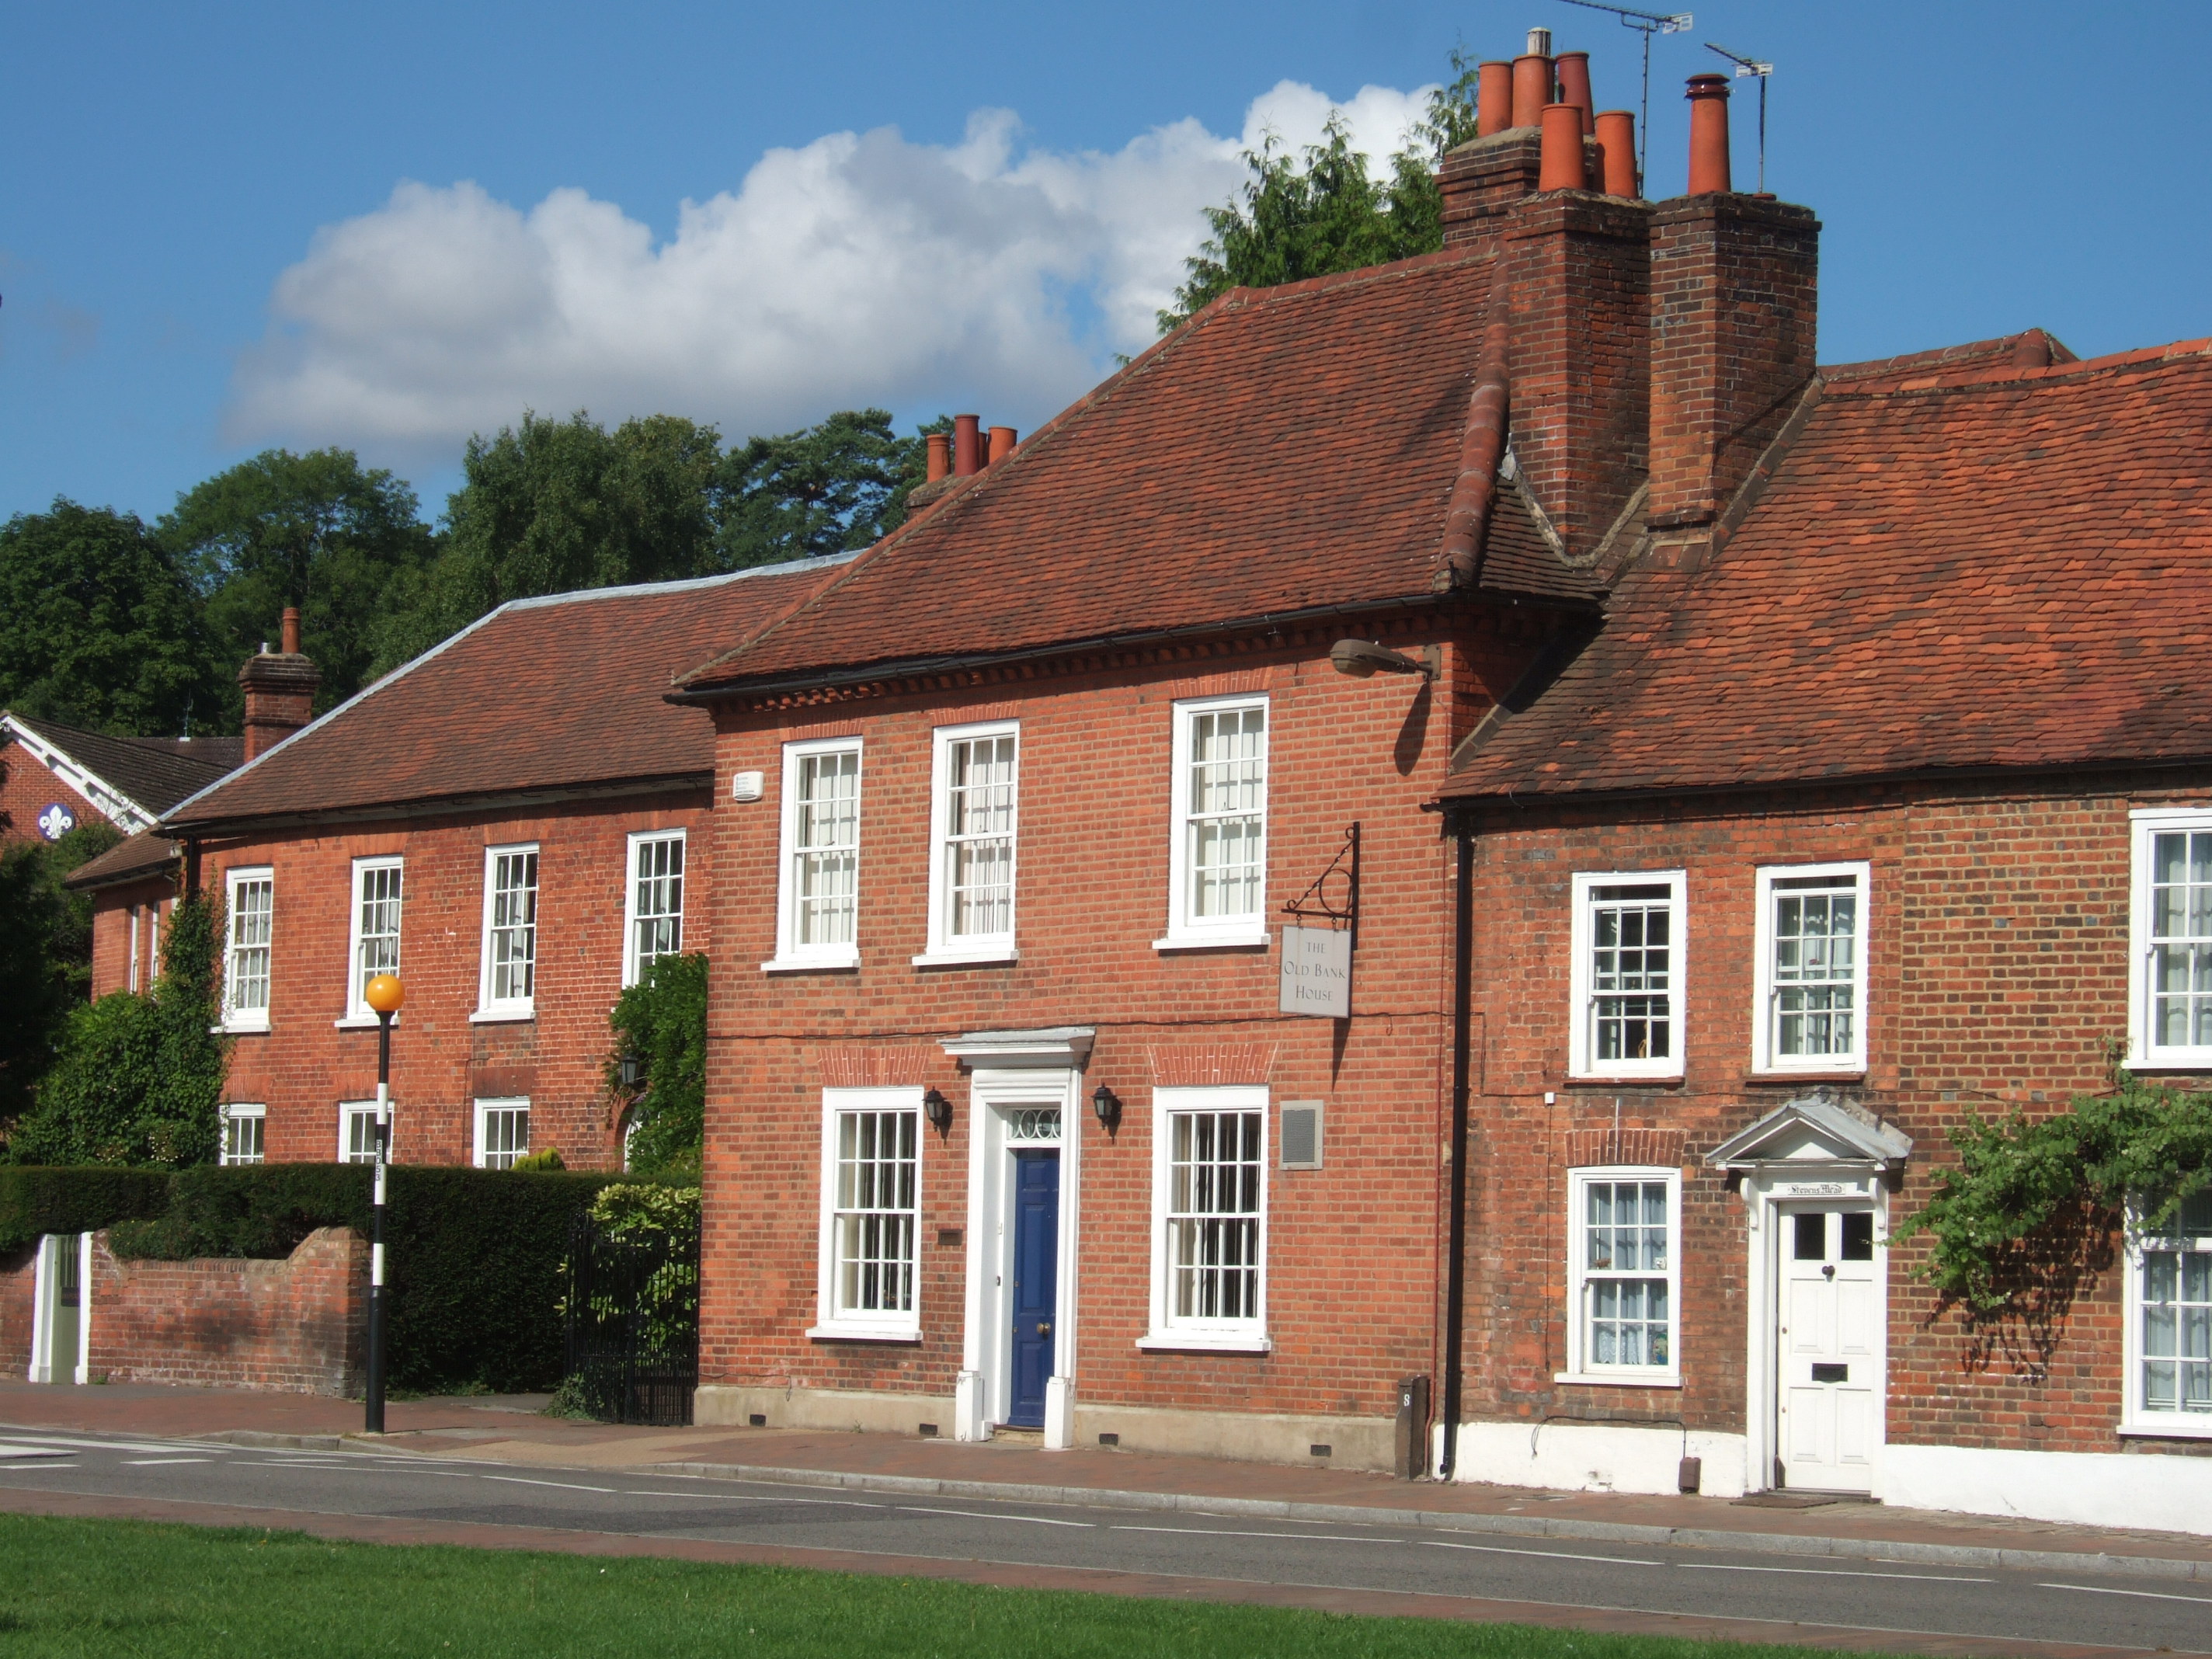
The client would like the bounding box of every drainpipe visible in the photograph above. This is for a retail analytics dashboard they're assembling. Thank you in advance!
[1440,825,1475,1478]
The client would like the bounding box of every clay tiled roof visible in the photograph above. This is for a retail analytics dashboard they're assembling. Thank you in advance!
[3,715,243,819]
[1447,337,2212,802]
[676,251,1595,697]
[63,830,180,892]
[165,559,850,833]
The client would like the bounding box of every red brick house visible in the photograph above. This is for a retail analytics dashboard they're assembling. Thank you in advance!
[1,712,245,993]
[155,562,847,1171]
[1435,325,2212,1533]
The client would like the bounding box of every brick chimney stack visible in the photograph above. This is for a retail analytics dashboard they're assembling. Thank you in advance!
[1646,75,1820,539]
[239,605,319,760]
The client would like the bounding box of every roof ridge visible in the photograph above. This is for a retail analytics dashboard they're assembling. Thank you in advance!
[1826,336,2212,398]
[1220,244,1490,310]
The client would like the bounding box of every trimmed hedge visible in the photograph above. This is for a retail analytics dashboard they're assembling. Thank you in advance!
[0,1166,172,1254]
[106,1163,618,1394]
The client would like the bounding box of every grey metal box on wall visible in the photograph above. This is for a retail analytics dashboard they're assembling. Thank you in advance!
[1280,1101,1323,1169]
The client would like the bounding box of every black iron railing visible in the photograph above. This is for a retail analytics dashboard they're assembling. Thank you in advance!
[561,1210,700,1426]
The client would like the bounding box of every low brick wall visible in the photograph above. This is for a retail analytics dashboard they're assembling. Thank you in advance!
[0,1244,34,1376]
[86,1226,367,1395]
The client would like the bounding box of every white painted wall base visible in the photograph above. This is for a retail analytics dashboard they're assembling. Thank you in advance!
[1043,1377,1074,1450]
[694,1385,955,1438]
[1446,1419,1749,1498]
[954,1371,986,1442]
[1886,1442,2212,1538]
[1071,1402,1398,1472]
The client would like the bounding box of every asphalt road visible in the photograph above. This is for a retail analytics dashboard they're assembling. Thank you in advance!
[1,1426,2206,1654]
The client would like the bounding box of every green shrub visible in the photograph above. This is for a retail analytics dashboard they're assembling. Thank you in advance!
[510,1146,565,1172]
[606,951,705,1184]
[0,1166,172,1254]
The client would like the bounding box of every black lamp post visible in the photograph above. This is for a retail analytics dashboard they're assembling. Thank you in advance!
[363,972,403,1434]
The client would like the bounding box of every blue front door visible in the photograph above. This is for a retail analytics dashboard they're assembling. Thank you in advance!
[1007,1151,1060,1429]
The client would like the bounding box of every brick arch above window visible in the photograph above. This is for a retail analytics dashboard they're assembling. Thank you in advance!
[1566,1127,1687,1170]
[812,1047,935,1088]
[1146,1043,1279,1088]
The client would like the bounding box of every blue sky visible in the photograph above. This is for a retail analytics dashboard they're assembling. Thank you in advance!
[5,1,2206,527]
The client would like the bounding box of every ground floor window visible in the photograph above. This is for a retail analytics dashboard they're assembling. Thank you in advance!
[221,1103,265,1166]
[1143,1086,1268,1349]
[813,1088,921,1338]
[474,1098,530,1170]
[2133,1191,2212,1425]
[1563,1166,1681,1383]
[339,1102,381,1164]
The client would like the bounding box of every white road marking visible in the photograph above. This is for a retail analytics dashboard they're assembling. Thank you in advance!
[622,1490,882,1508]
[1115,1525,1394,1546]
[899,1504,1093,1528]
[121,1457,214,1466]
[1424,1539,1663,1567]
[2038,1581,2212,1605]
[0,1444,77,1461]
[0,1433,227,1455]
[480,1475,617,1494]
[1678,1563,1992,1584]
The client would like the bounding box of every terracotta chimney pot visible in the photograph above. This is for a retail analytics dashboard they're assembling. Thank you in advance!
[280,605,301,656]
[926,433,951,482]
[1476,61,1515,136]
[952,414,982,477]
[1538,104,1587,192]
[1555,51,1596,133]
[1685,73,1733,195]
[987,426,1017,465]
[1511,53,1554,130]
[1595,110,1639,197]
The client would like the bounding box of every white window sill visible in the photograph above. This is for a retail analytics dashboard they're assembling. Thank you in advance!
[218,1017,269,1035]
[1554,1371,1683,1389]
[1749,1064,1866,1080]
[1567,1071,1686,1085]
[2125,1057,2212,1073]
[805,1323,921,1344]
[470,1008,535,1024]
[333,1014,399,1030]
[1153,930,1271,953]
[1136,1330,1273,1354]
[913,946,1019,968]
[2119,1418,2212,1441]
[763,954,859,975]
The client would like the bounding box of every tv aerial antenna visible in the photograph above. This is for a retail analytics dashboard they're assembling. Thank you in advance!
[1706,40,1773,192]
[1554,0,1692,183]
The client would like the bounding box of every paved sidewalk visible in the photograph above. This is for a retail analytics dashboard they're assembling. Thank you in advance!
[6,1379,2210,1582]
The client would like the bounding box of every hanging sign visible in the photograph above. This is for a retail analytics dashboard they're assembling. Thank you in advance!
[1279,925,1351,1018]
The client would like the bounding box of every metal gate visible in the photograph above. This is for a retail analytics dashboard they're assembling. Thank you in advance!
[561,1210,700,1425]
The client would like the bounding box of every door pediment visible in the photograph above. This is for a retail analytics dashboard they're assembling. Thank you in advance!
[1706,1092,1912,1174]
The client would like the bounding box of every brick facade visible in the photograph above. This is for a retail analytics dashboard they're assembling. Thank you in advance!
[208,791,708,1170]
[0,739,105,847]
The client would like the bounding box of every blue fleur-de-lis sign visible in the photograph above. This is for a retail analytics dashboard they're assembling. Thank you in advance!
[37,802,77,841]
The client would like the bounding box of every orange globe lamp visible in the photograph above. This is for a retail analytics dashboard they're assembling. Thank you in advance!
[364,973,405,1017]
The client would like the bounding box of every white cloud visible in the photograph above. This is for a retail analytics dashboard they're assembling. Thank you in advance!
[227,79,1435,457]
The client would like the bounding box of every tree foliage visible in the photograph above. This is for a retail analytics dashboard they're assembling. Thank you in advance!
[0,501,231,736]
[718,409,934,569]
[1159,52,1483,332]
[605,951,707,1184]
[1897,1054,2212,1316]
[161,448,436,717]
[9,890,228,1168]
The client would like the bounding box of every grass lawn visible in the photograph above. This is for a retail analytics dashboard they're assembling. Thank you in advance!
[0,1512,1887,1658]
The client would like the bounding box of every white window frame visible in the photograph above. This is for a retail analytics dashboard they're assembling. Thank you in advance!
[916,720,1020,966]
[220,1102,266,1167]
[473,1097,530,1170]
[1751,861,1870,1075]
[809,1086,923,1341]
[1138,1085,1271,1351]
[127,903,143,993]
[220,866,275,1033]
[472,843,539,1021]
[622,828,687,987]
[341,855,403,1026]
[2130,809,2212,1069]
[2122,1191,2212,1438]
[767,737,863,972]
[1569,870,1688,1080]
[1560,1165,1683,1386]
[338,1101,382,1165]
[1156,694,1271,951]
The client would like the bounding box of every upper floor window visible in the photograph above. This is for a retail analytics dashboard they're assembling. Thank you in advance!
[1140,1087,1270,1351]
[476,845,538,1018]
[624,830,685,986]
[346,857,402,1022]
[1161,696,1268,948]
[812,1087,920,1340]
[920,722,1017,964]
[2128,1190,2212,1431]
[1563,1167,1682,1384]
[1569,871,1685,1080]
[1753,863,1869,1073]
[770,739,861,971]
[222,868,274,1031]
[2133,811,2212,1067]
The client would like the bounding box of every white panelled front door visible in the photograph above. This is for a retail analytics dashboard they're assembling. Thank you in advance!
[1776,1205,1881,1492]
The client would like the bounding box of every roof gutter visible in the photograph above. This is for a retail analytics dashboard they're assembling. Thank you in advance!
[670,585,1594,707]
[162,771,712,843]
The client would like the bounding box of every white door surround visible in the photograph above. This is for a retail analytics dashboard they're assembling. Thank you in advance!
[1709,1094,1911,1497]
[942,1027,1092,1449]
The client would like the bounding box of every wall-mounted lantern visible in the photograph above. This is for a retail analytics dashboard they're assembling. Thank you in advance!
[1090,1084,1122,1132]
[922,1087,953,1134]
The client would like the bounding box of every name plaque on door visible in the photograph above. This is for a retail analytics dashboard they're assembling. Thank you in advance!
[1771,1178,1866,1198]
[1279,926,1351,1018]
